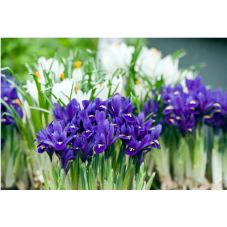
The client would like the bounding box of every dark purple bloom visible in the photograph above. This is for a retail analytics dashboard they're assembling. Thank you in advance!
[56,148,76,174]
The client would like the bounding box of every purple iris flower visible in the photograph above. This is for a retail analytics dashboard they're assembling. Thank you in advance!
[144,100,159,118]
[1,73,23,125]
[203,88,227,129]
[163,93,195,135]
[94,119,119,154]
[41,120,77,150]
[56,148,76,174]
[73,134,95,162]
[107,93,137,124]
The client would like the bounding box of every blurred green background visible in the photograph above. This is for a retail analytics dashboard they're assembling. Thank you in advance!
[1,38,100,80]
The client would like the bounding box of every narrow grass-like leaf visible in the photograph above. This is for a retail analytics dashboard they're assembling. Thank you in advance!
[145,172,156,190]
[42,169,50,190]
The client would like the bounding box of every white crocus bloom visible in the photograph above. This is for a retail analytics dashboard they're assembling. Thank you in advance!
[52,78,92,107]
[71,89,92,108]
[35,57,65,83]
[72,61,83,92]
[52,78,73,105]
[135,46,162,78]
[155,55,180,85]
[26,80,39,104]
[100,42,135,75]
[111,74,123,95]
[94,81,109,101]
[134,78,148,101]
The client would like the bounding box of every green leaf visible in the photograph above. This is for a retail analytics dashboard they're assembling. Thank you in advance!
[144,112,154,123]
[89,165,96,190]
[137,173,146,190]
[122,165,134,190]
[50,163,58,190]
[172,49,187,61]
[29,106,53,115]
[107,169,114,190]
[59,183,65,190]
[13,149,22,179]
[42,169,50,190]
[145,172,156,190]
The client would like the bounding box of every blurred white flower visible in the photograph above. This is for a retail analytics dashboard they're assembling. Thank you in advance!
[52,78,73,105]
[71,89,92,108]
[35,57,65,83]
[155,55,180,85]
[100,42,135,75]
[52,78,92,107]
[134,78,148,101]
[135,46,162,78]
[26,80,39,104]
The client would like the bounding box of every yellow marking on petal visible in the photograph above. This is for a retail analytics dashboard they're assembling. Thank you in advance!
[75,83,78,92]
[114,92,117,94]
[154,140,159,144]
[35,71,40,80]
[125,113,132,117]
[60,73,64,80]
[41,146,44,149]
[188,128,192,132]
[1,118,6,122]
[100,105,107,109]
[151,48,158,55]
[204,115,211,119]
[168,99,171,103]
[139,126,141,129]
[214,103,221,108]
[150,127,155,130]
[71,126,76,128]
[174,91,179,95]
[98,144,103,148]
[190,100,196,104]
[216,109,221,113]
[150,141,154,144]
[119,134,124,137]
[110,123,117,126]
[169,118,174,122]
[57,154,61,158]
[89,115,94,117]
[135,80,140,85]
[176,116,181,120]
[130,148,134,151]
[75,61,82,69]
[191,107,195,110]
[99,83,102,89]
[4,96,8,101]
[86,130,91,133]
[58,141,63,145]
[166,106,173,110]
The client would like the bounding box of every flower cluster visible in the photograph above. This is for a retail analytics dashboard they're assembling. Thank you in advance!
[144,76,227,136]
[1,73,23,125]
[33,94,162,173]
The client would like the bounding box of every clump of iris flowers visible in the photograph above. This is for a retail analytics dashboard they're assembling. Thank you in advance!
[144,75,227,189]
[1,73,23,125]
[33,94,161,190]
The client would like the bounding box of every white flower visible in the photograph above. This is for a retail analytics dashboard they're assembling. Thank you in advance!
[135,46,162,78]
[155,55,180,85]
[52,78,73,105]
[35,57,65,83]
[134,78,148,101]
[52,78,92,108]
[100,42,135,75]
[71,89,92,108]
[26,80,39,104]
